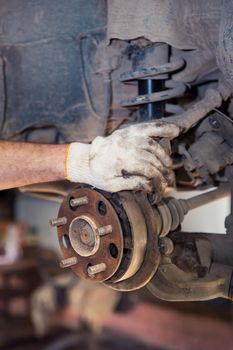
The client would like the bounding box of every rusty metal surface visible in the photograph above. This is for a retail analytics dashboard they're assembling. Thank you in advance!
[178,111,233,186]
[54,184,233,300]
[57,186,162,291]
[147,257,233,302]
[106,193,161,291]
[58,187,124,282]
[116,192,147,282]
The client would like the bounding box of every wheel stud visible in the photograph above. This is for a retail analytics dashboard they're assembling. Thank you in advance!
[97,225,113,236]
[60,256,78,268]
[87,263,107,276]
[70,196,89,208]
[50,216,67,227]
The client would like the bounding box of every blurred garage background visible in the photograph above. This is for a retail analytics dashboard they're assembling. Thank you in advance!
[0,188,232,350]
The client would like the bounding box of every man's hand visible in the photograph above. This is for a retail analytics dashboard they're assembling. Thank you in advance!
[66,121,180,193]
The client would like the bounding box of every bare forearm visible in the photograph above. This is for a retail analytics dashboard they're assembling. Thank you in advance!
[0,120,180,193]
[0,141,67,190]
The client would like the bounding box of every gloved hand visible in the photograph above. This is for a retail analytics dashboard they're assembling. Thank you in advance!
[65,121,180,193]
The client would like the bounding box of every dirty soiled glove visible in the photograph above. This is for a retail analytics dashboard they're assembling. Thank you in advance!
[65,121,180,193]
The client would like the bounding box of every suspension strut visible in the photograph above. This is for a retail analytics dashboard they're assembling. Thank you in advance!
[120,43,186,120]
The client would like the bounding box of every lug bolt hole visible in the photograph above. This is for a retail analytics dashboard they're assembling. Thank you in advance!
[86,263,92,276]
[109,243,118,259]
[69,197,75,211]
[61,234,71,249]
[97,201,107,216]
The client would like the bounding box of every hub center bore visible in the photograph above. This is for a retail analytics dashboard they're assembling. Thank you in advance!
[69,216,100,257]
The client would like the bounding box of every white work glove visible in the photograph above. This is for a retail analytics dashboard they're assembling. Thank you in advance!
[65,121,180,193]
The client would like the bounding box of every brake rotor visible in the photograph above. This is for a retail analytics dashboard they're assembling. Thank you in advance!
[105,192,160,291]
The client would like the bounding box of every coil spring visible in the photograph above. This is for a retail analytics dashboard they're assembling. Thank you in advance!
[120,57,186,115]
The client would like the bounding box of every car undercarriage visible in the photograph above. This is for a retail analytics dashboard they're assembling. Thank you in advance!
[1,0,233,302]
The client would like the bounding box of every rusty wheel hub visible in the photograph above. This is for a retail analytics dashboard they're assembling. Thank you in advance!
[55,185,161,290]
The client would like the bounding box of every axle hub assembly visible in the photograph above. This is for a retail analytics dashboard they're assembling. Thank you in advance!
[56,185,160,290]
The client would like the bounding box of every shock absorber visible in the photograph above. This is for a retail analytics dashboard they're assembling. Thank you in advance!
[120,43,186,120]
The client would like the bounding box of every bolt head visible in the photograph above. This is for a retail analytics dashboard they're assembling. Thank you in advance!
[209,116,220,129]
[159,237,174,256]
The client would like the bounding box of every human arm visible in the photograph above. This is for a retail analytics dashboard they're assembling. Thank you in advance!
[0,141,67,190]
[0,121,180,193]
